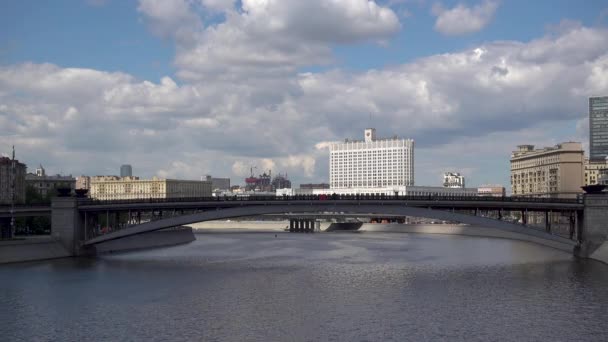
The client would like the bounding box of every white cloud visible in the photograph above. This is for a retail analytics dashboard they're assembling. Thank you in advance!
[432,0,499,36]
[138,0,401,81]
[200,0,236,12]
[1,15,607,187]
[137,0,203,45]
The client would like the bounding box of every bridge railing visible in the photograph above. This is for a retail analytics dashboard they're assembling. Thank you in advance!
[77,193,582,206]
[0,204,52,209]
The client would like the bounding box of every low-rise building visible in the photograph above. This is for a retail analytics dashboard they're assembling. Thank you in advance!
[510,143,584,198]
[299,183,330,190]
[214,190,276,198]
[89,176,212,200]
[25,165,76,197]
[276,188,314,196]
[271,173,291,190]
[477,185,506,197]
[76,175,91,190]
[0,155,26,204]
[205,175,231,191]
[598,168,608,185]
[310,185,478,197]
[584,158,608,185]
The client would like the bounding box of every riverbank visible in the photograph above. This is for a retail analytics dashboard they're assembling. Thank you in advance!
[0,236,70,264]
[0,227,195,264]
[188,220,331,231]
[361,223,577,254]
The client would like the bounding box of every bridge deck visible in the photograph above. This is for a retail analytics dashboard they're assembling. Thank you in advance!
[76,199,584,212]
[0,206,52,218]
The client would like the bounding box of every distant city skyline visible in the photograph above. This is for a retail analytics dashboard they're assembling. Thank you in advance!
[1,0,607,188]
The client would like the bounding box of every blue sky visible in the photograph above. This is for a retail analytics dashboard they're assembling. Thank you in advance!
[1,0,607,189]
[2,0,606,80]
[0,0,174,80]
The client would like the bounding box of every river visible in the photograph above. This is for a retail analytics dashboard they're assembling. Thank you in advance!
[1,232,607,341]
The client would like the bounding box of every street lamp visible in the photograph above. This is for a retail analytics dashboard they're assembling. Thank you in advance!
[10,145,15,239]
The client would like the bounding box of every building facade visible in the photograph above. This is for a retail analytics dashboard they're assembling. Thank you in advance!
[205,175,231,191]
[330,128,414,190]
[310,185,477,197]
[584,158,608,186]
[271,173,291,190]
[477,185,506,197]
[89,176,212,200]
[443,172,465,188]
[276,188,312,196]
[590,96,608,161]
[120,164,133,178]
[0,156,26,204]
[299,183,330,190]
[510,143,584,198]
[25,165,76,197]
[75,175,91,190]
[598,168,608,185]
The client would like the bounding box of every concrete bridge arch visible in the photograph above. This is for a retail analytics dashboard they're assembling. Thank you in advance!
[83,204,577,252]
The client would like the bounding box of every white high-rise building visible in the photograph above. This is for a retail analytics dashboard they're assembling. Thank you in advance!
[329,128,414,190]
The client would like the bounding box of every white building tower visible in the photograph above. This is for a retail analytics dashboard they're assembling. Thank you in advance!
[329,128,414,191]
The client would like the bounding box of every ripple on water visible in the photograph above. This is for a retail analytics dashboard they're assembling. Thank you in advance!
[1,232,607,342]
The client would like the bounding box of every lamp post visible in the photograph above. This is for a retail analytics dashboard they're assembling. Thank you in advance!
[10,145,15,239]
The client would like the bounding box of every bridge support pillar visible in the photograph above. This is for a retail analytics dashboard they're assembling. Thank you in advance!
[577,194,608,259]
[289,219,295,232]
[0,217,11,239]
[51,197,88,256]
[569,213,576,240]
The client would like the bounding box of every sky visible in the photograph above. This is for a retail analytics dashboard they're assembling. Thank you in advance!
[1,0,608,189]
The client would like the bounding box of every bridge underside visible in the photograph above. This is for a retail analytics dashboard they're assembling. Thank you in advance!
[83,204,577,252]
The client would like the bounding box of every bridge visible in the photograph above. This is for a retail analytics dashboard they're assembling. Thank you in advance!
[12,193,594,258]
[2,194,606,259]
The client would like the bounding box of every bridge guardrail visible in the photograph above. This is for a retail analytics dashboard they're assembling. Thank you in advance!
[77,193,582,206]
[0,205,52,210]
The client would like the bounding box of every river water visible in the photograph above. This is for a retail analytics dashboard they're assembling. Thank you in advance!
[1,232,607,341]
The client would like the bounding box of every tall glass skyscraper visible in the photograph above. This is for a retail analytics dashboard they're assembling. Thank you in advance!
[120,164,133,177]
[590,96,608,161]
